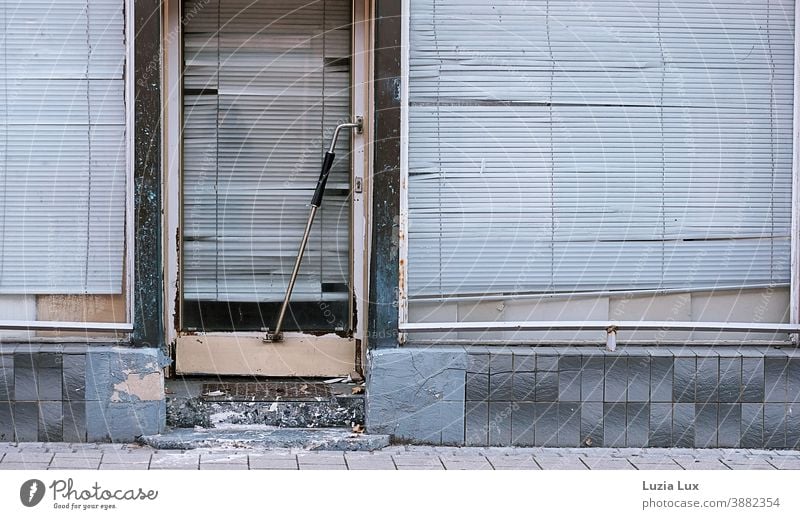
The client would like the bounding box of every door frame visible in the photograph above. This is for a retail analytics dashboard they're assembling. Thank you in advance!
[162,0,373,376]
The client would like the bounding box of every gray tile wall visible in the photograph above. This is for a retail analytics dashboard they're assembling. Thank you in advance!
[367,346,800,448]
[0,346,165,443]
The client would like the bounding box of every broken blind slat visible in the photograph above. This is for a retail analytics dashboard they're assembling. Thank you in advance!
[182,0,351,303]
[407,0,794,298]
[0,0,126,294]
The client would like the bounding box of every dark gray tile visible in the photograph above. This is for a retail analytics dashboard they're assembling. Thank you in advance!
[581,356,604,402]
[741,403,764,449]
[512,352,536,372]
[489,372,513,401]
[627,356,650,403]
[764,403,786,449]
[718,357,742,403]
[580,402,603,447]
[37,368,62,401]
[63,401,87,443]
[38,402,63,442]
[535,403,558,447]
[37,352,62,369]
[603,403,626,448]
[650,403,673,447]
[467,354,489,374]
[0,355,13,400]
[511,402,535,446]
[536,355,558,372]
[558,368,580,401]
[604,356,627,403]
[559,355,581,372]
[488,402,513,446]
[787,358,800,405]
[13,402,38,442]
[694,403,718,448]
[673,403,695,448]
[466,373,489,401]
[650,357,673,402]
[62,354,87,401]
[765,357,787,402]
[741,358,765,403]
[787,404,800,450]
[535,371,558,402]
[14,353,38,400]
[0,401,14,441]
[673,357,697,403]
[557,402,580,447]
[695,357,719,403]
[512,371,535,401]
[489,353,513,374]
[718,403,741,448]
[465,401,488,446]
[627,402,649,447]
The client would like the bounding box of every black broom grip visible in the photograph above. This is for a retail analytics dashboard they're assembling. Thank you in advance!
[311,151,336,207]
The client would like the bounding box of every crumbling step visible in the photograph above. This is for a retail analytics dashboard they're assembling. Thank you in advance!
[166,380,364,429]
[139,426,390,451]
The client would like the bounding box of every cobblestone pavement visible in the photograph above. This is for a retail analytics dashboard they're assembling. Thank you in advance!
[1,443,799,470]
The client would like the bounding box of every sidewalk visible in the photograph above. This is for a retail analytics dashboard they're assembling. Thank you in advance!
[1,443,799,470]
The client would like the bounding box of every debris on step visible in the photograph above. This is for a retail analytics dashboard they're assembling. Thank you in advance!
[349,371,364,384]
[352,424,365,434]
[351,385,365,395]
[323,377,347,384]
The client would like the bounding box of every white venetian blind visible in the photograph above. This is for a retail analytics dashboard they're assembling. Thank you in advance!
[407,0,794,298]
[183,0,352,303]
[0,0,126,294]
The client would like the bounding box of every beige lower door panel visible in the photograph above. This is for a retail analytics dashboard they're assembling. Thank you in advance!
[175,333,355,377]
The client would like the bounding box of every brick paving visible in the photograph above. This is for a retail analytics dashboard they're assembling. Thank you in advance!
[0,442,798,470]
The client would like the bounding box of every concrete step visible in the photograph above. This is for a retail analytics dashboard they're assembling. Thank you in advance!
[139,426,390,451]
[166,378,364,429]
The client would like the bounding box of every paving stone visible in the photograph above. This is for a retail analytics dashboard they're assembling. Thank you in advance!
[200,464,249,470]
[676,459,730,470]
[767,458,800,470]
[392,456,444,468]
[723,460,777,470]
[440,458,493,470]
[98,464,149,470]
[630,461,682,470]
[299,464,347,470]
[582,457,634,470]
[248,457,297,470]
[52,451,103,460]
[1,452,54,464]
[484,454,538,469]
[150,454,199,469]
[533,456,588,470]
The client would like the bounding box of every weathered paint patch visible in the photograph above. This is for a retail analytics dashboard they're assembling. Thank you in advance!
[111,372,164,402]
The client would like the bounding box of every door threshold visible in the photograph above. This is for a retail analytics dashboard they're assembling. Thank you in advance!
[175,333,356,377]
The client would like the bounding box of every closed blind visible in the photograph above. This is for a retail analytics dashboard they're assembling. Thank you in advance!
[183,0,351,303]
[407,0,794,298]
[0,0,127,294]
